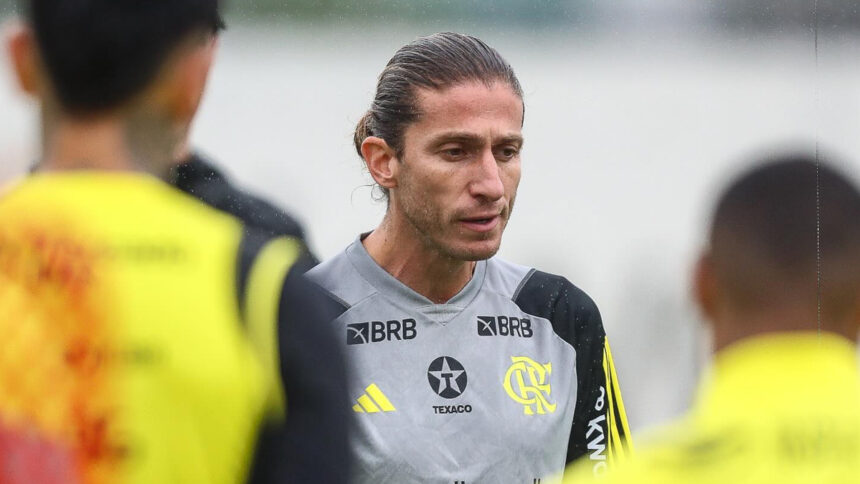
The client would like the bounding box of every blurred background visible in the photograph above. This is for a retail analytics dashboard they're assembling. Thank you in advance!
[1,0,859,435]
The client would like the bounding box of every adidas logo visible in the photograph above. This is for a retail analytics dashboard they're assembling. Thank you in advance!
[352,383,396,413]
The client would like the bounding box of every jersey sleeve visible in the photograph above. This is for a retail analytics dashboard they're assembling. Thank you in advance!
[513,271,632,474]
[238,231,349,484]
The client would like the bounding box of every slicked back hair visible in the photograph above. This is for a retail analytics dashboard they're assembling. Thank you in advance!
[353,32,523,198]
[709,154,860,324]
[23,0,224,116]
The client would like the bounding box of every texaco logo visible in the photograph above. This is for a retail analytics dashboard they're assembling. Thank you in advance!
[427,356,467,399]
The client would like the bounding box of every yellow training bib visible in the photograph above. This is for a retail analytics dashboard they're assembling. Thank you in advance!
[0,173,270,484]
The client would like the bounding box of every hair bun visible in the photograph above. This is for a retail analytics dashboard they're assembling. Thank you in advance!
[353,111,374,157]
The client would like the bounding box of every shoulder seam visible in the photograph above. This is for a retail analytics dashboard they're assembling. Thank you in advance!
[309,281,352,313]
[511,267,537,302]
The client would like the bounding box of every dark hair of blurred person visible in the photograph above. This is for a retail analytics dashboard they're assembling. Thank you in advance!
[25,0,224,115]
[0,1,348,483]
[703,156,860,347]
[19,0,223,176]
[562,153,860,484]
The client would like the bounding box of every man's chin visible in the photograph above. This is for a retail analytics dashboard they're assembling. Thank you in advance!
[445,240,502,262]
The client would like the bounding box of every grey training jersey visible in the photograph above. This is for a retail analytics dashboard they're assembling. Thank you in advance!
[307,237,630,484]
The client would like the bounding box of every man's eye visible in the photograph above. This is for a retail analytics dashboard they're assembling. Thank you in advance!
[443,148,466,158]
[496,147,519,160]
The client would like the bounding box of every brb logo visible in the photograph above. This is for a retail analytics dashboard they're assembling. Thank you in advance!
[477,316,533,338]
[347,319,417,345]
[427,356,467,399]
[503,356,556,415]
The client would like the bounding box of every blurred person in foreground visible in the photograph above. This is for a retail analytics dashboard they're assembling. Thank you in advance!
[564,154,860,483]
[306,32,631,484]
[0,0,348,483]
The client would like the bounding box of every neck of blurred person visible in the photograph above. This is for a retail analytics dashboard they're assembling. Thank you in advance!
[695,254,859,354]
[38,102,182,177]
[711,299,858,353]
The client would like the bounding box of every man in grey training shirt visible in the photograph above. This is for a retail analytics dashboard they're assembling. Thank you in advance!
[307,32,631,483]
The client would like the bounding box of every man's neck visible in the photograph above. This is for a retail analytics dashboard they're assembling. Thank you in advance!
[38,116,137,172]
[712,301,857,353]
[37,104,181,177]
[363,217,476,304]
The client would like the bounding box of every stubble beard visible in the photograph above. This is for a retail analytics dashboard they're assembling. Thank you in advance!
[399,191,514,263]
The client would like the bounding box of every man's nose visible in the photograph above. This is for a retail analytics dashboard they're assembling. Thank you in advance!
[469,149,505,201]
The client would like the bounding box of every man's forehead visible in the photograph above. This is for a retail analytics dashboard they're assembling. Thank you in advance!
[414,81,524,130]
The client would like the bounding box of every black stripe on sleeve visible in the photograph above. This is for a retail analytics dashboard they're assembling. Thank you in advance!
[513,270,610,466]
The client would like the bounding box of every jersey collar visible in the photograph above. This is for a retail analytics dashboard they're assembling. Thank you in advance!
[345,234,487,323]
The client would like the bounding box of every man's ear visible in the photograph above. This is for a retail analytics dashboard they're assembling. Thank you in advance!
[693,251,718,322]
[361,136,398,191]
[5,21,40,97]
[163,36,218,122]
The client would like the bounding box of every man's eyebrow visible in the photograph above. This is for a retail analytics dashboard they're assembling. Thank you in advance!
[427,132,483,145]
[497,135,524,146]
[427,132,524,146]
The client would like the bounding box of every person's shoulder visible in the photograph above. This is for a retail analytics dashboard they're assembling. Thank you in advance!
[563,419,702,484]
[0,176,38,215]
[0,175,28,201]
[485,257,596,307]
[563,452,676,484]
[173,153,308,240]
[305,246,351,287]
[234,227,349,330]
[487,257,603,347]
[4,172,242,234]
[305,243,372,315]
[483,257,534,298]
